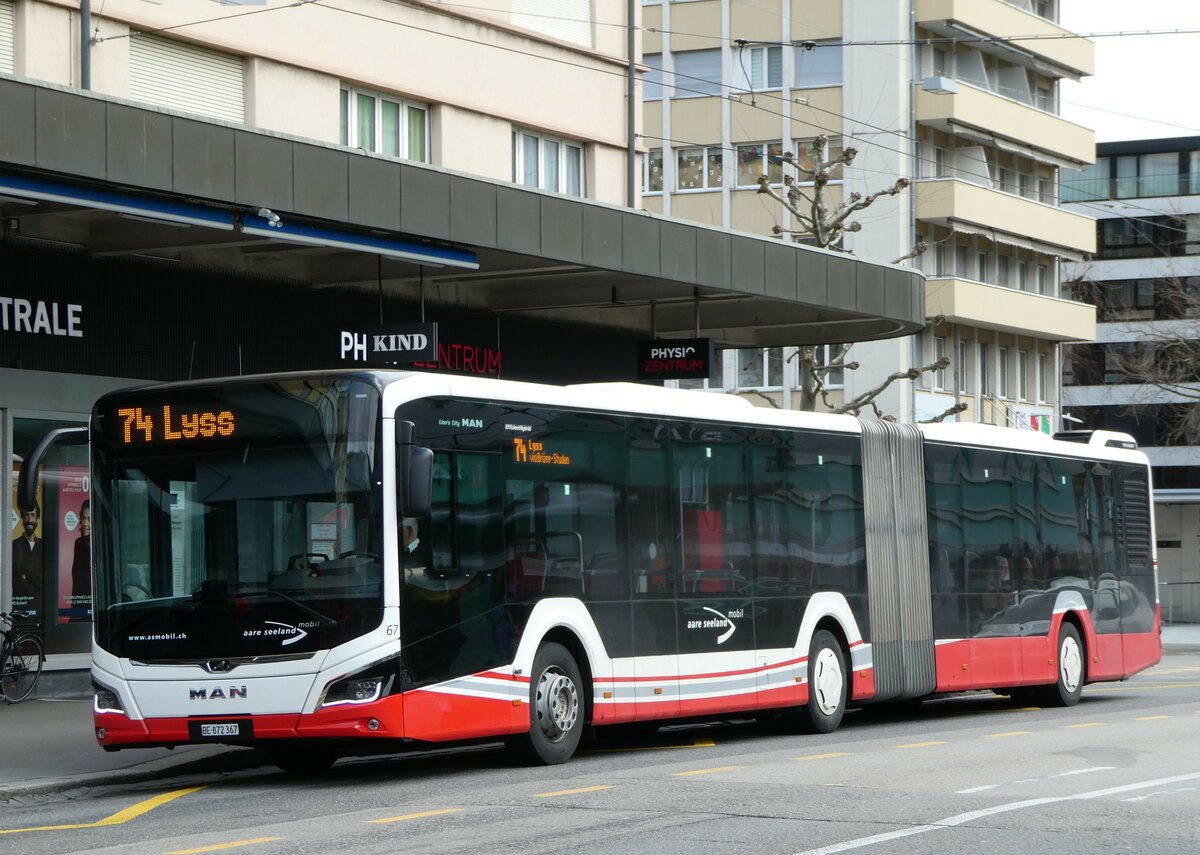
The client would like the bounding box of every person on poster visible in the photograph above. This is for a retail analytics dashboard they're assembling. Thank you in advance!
[401,517,426,577]
[72,499,91,603]
[11,502,43,610]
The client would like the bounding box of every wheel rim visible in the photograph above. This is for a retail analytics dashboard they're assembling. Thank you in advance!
[812,647,844,716]
[1059,635,1082,694]
[534,666,579,743]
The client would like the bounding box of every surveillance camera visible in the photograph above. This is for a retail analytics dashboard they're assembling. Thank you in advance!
[257,207,282,228]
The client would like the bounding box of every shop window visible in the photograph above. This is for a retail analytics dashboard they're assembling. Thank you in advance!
[9,416,91,655]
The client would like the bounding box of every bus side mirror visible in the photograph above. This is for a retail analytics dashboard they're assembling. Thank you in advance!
[17,426,89,512]
[396,420,433,517]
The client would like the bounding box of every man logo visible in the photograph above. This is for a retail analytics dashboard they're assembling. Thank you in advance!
[189,686,248,700]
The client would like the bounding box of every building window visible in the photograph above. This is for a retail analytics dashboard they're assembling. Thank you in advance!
[736,142,783,187]
[980,342,991,396]
[677,146,724,191]
[1036,264,1049,295]
[643,53,663,100]
[1018,350,1030,401]
[794,40,841,88]
[0,0,14,75]
[998,346,1010,398]
[1037,352,1050,402]
[1017,261,1029,291]
[815,344,844,388]
[678,350,725,390]
[513,130,584,196]
[744,45,782,91]
[976,252,989,283]
[1061,157,1108,202]
[672,49,723,98]
[958,339,969,393]
[795,137,844,177]
[130,34,245,124]
[933,336,947,391]
[737,348,784,388]
[340,87,428,162]
[997,255,1010,287]
[644,149,664,193]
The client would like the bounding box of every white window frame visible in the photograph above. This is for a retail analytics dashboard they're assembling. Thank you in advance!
[1037,352,1050,403]
[980,342,991,396]
[0,0,14,76]
[815,344,845,389]
[958,339,969,394]
[998,346,1010,398]
[933,336,947,391]
[735,142,784,188]
[676,145,724,192]
[513,129,585,197]
[644,149,664,194]
[744,45,782,91]
[1018,350,1030,401]
[736,347,784,390]
[340,86,429,163]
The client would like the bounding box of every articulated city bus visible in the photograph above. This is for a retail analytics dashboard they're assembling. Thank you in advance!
[18,371,1161,771]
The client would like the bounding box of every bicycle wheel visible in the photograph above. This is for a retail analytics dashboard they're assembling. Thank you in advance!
[1,634,44,703]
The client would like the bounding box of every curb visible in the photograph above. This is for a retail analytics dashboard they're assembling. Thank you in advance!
[0,746,272,799]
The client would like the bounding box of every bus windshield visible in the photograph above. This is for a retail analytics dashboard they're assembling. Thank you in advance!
[90,377,383,661]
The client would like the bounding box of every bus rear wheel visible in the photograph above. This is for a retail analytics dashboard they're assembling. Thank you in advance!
[797,629,848,734]
[510,642,583,765]
[1038,622,1085,707]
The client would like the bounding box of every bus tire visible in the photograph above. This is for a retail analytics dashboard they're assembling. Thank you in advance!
[1038,622,1085,708]
[799,629,848,734]
[511,642,584,765]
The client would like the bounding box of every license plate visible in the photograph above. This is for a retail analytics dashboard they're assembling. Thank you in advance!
[200,723,240,737]
[189,719,253,739]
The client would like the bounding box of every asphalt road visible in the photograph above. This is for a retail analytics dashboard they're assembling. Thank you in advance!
[4,651,1199,855]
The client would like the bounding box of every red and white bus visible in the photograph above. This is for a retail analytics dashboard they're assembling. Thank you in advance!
[19,371,1161,771]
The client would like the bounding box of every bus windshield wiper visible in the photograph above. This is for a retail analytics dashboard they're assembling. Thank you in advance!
[239,589,339,629]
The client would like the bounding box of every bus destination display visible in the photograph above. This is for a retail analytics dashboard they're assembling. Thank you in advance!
[116,405,236,445]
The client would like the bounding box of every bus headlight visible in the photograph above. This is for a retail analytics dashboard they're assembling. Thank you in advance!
[93,682,125,715]
[318,675,389,708]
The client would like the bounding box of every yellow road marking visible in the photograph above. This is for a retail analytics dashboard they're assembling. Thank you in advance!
[1146,666,1200,676]
[587,735,715,754]
[368,808,463,825]
[1089,681,1200,693]
[672,765,744,777]
[794,752,853,761]
[985,731,1031,739]
[895,741,947,749]
[166,838,283,854]
[1064,722,1106,729]
[1133,715,1172,721]
[533,785,613,798]
[0,786,204,836]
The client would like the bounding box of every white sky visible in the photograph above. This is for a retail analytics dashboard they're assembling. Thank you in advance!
[1060,0,1200,142]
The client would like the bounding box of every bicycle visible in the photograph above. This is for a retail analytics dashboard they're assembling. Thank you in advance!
[0,610,44,704]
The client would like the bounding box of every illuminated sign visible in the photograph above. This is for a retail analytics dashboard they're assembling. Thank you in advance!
[413,341,502,376]
[513,437,570,466]
[117,406,236,444]
[338,323,438,364]
[636,338,714,381]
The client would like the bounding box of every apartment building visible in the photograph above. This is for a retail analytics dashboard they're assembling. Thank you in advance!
[642,0,1096,424]
[1062,136,1200,621]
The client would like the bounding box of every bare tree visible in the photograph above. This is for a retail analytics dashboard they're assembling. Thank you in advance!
[752,136,963,422]
[1067,274,1200,443]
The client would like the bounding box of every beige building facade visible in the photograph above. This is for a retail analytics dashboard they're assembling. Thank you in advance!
[642,0,1097,426]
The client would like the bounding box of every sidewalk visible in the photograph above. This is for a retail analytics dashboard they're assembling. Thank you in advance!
[2,626,1197,798]
[0,698,267,797]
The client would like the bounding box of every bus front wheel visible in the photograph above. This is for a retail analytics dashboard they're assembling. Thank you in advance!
[798,629,848,734]
[510,642,583,765]
[1038,622,1085,708]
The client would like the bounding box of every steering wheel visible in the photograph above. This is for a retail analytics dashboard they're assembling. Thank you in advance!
[337,550,380,562]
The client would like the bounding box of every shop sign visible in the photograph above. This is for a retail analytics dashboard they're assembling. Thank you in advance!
[0,295,83,338]
[338,323,438,364]
[637,338,714,380]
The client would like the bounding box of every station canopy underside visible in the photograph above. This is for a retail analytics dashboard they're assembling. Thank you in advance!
[0,78,926,349]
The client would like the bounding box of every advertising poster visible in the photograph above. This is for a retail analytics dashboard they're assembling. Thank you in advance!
[9,482,45,625]
[55,466,91,623]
